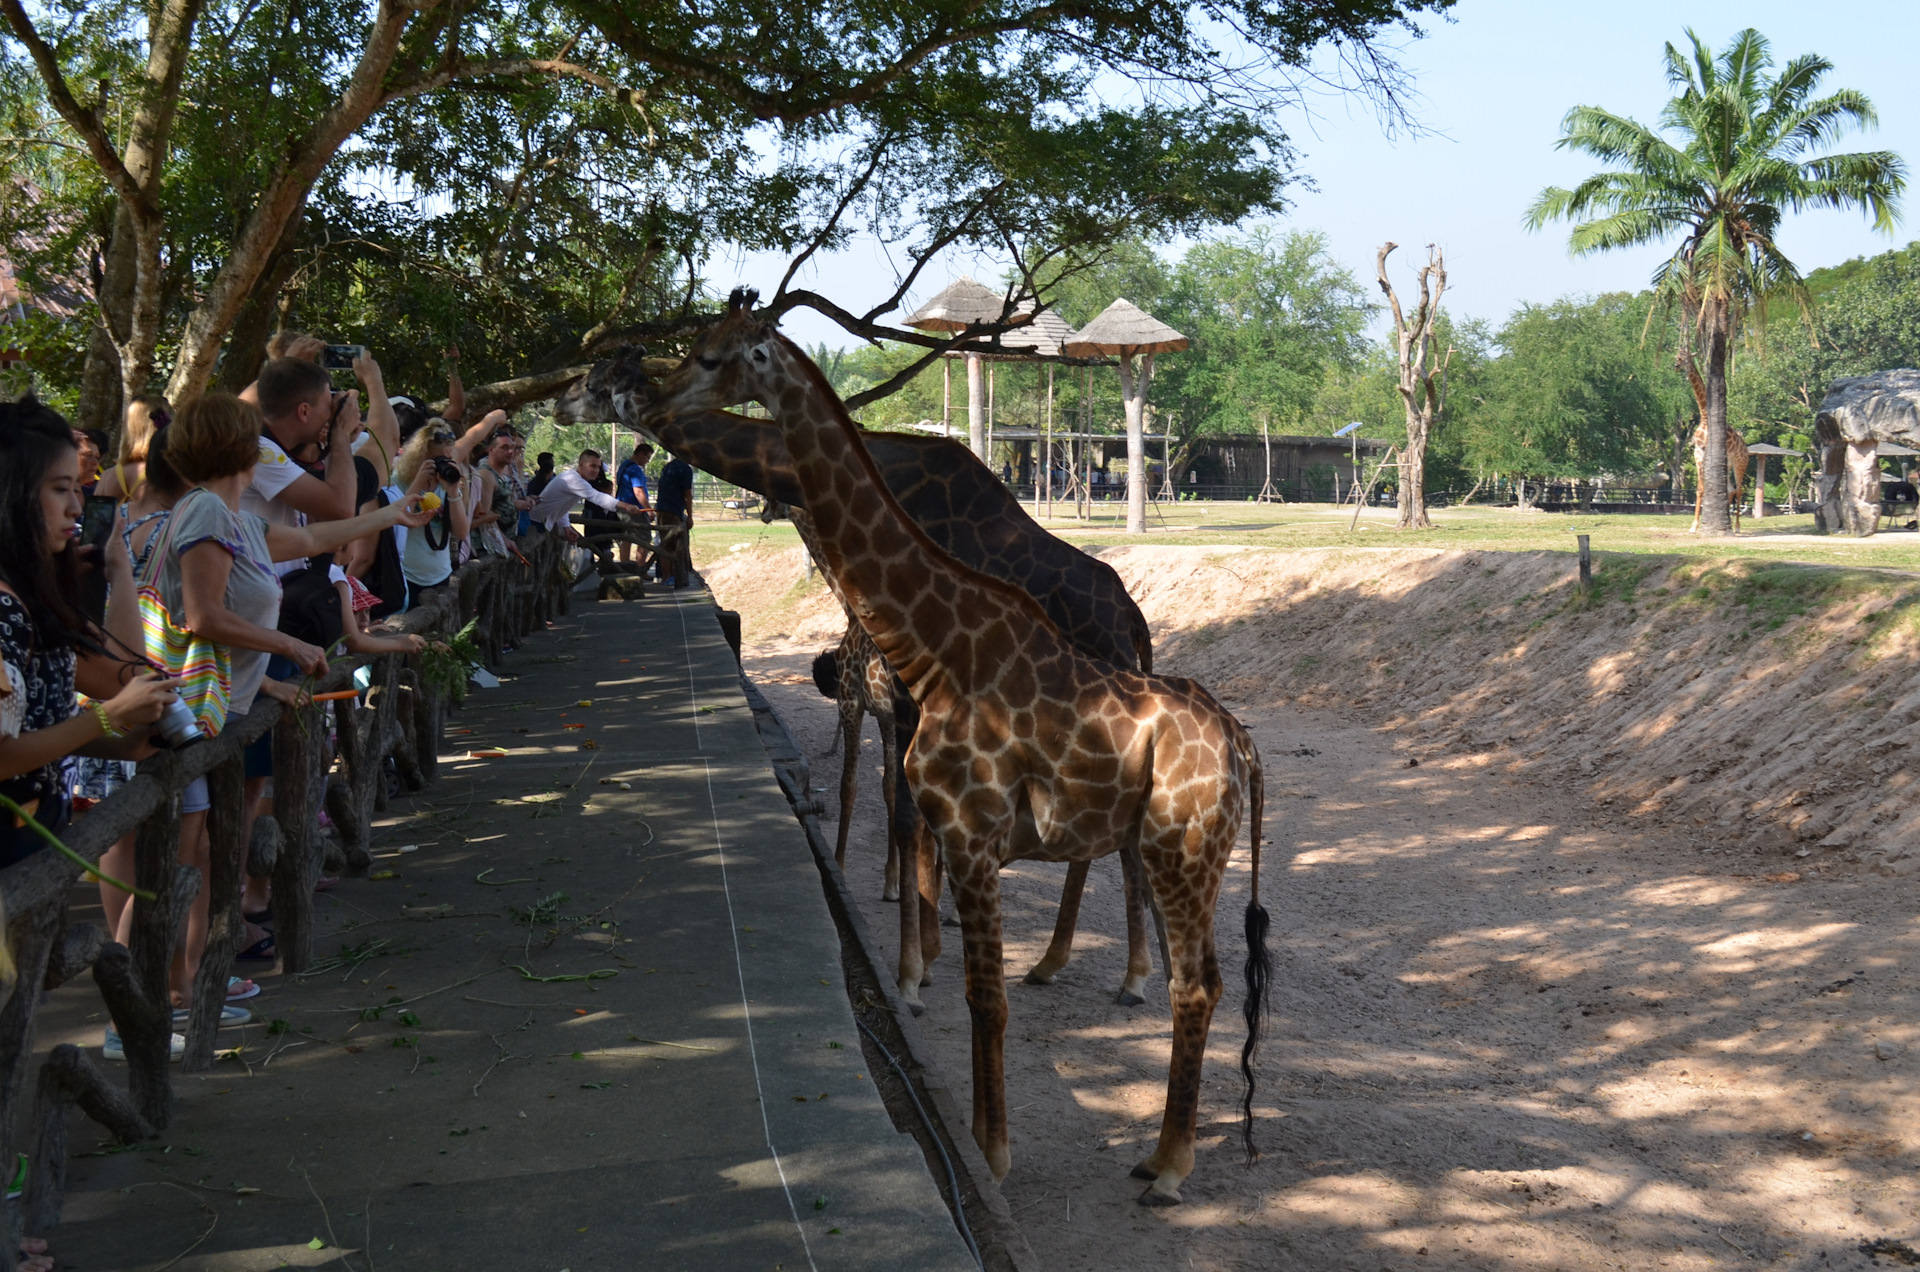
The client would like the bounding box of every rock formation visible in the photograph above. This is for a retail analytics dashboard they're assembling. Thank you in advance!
[1814,369,1920,536]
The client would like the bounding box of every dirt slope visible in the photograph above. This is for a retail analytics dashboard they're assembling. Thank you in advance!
[1092,545,1920,877]
[703,539,1920,877]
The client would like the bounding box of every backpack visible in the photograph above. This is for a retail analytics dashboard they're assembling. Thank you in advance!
[364,489,409,618]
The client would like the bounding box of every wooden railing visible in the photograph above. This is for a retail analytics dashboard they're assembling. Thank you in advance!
[0,533,572,1261]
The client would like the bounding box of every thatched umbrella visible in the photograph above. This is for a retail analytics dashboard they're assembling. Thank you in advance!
[905,276,1007,462]
[1065,299,1188,534]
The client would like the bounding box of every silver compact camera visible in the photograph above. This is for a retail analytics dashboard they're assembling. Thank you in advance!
[153,698,204,748]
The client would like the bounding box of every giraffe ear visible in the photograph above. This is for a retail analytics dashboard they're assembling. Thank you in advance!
[728,286,760,313]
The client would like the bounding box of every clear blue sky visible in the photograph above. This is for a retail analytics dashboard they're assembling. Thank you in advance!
[745,0,1918,348]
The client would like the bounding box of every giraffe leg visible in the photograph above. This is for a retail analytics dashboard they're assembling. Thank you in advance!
[1115,844,1157,1006]
[1131,837,1227,1205]
[1022,860,1088,986]
[893,767,941,972]
[953,850,1012,1181]
[833,701,862,871]
[897,834,925,1014]
[877,714,901,902]
[916,822,942,972]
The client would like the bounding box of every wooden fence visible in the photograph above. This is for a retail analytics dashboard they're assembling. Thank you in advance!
[0,533,572,1262]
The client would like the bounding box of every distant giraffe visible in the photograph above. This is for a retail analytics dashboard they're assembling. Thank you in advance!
[581,350,1158,1007]
[813,613,909,899]
[1689,424,1750,534]
[632,290,1271,1205]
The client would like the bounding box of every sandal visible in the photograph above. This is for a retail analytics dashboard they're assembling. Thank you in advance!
[227,976,260,1001]
[234,931,277,963]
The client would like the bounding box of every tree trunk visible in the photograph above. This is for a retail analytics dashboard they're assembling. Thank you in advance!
[1699,299,1733,534]
[1377,242,1444,531]
[1398,417,1430,526]
[164,0,415,404]
[74,324,124,435]
[1119,353,1151,535]
[215,221,310,393]
[966,352,987,461]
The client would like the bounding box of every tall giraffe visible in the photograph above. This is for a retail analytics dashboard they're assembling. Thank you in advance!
[635,291,1271,1204]
[572,351,1157,1006]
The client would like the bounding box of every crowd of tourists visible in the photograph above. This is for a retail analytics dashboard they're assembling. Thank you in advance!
[0,336,691,1113]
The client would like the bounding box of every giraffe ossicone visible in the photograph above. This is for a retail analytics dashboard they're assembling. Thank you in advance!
[634,291,1274,1205]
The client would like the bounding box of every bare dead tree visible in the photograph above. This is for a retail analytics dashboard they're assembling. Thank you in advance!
[1376,241,1449,530]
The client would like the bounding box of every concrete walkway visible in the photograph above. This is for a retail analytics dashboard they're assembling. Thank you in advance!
[48,585,974,1272]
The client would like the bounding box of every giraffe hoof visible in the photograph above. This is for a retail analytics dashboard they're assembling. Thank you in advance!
[881,887,900,902]
[1137,1182,1183,1207]
[1129,1160,1159,1182]
[919,972,931,987]
[940,912,961,928]
[1113,988,1145,1007]
[1022,968,1056,987]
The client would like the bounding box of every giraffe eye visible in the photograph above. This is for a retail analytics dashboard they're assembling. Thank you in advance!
[697,356,719,371]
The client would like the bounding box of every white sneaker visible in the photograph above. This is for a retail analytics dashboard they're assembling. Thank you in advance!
[103,1029,185,1062]
[172,1005,253,1029]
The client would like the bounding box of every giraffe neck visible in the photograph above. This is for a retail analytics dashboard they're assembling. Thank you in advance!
[645,408,805,507]
[760,335,1046,699]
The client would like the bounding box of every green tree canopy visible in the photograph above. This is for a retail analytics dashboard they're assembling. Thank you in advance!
[1462,294,1691,480]
[1,0,1454,427]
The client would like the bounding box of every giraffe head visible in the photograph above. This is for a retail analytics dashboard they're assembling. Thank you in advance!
[646,287,792,417]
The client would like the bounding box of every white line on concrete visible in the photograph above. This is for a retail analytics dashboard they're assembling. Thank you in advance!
[702,756,817,1270]
[673,588,704,750]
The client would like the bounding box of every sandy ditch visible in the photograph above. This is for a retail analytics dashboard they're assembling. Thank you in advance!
[705,539,1920,1271]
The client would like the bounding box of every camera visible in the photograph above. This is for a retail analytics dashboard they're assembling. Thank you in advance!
[322,344,366,369]
[430,456,461,484]
[153,698,204,749]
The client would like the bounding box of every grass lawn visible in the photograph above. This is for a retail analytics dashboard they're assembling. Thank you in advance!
[685,498,1920,573]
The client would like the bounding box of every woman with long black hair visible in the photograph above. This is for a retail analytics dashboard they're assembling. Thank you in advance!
[0,397,177,867]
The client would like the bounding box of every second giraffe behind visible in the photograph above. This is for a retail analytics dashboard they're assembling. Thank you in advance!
[635,289,1272,1206]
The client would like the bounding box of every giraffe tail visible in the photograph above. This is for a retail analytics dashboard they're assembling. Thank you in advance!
[1237,732,1270,1167]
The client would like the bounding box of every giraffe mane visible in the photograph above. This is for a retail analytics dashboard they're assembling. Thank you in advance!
[760,323,1069,643]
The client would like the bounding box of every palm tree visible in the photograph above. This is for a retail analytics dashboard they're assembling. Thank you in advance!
[1526,28,1904,533]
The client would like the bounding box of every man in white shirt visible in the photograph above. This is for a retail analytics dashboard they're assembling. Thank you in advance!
[246,357,362,577]
[531,449,643,534]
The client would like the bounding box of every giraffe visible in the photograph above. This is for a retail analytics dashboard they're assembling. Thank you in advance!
[814,603,910,899]
[571,351,1158,1007]
[1689,423,1750,533]
[633,290,1271,1204]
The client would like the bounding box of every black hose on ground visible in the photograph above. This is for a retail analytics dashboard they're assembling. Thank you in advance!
[853,1014,984,1271]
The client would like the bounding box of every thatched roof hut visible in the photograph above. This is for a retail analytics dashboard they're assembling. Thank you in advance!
[903,276,1009,332]
[1064,299,1188,358]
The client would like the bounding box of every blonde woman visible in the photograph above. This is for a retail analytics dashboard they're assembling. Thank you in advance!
[391,421,470,606]
[94,395,171,502]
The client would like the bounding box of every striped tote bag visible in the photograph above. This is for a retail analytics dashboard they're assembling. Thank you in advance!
[135,492,232,737]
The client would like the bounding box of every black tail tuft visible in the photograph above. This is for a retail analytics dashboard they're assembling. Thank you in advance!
[810,649,840,700]
[1240,898,1272,1166]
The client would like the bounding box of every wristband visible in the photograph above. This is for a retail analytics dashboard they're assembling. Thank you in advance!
[90,700,123,739]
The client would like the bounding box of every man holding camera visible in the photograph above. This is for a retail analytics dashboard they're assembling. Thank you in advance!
[244,356,362,565]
